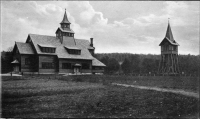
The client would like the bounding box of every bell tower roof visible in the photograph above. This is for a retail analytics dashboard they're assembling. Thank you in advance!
[159,19,179,46]
[165,18,174,42]
[60,9,70,24]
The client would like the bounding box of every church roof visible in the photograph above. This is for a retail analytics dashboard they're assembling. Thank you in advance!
[56,27,75,34]
[15,42,34,54]
[27,34,94,60]
[11,59,19,64]
[38,44,56,48]
[64,46,81,50]
[60,10,70,24]
[92,58,106,67]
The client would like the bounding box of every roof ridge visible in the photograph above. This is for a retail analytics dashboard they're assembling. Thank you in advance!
[75,38,89,41]
[29,33,56,37]
[16,42,26,43]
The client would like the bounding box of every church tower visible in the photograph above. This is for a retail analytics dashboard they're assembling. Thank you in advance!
[55,9,75,44]
[158,19,180,75]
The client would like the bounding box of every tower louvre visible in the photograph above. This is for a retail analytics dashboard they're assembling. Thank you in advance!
[55,9,75,44]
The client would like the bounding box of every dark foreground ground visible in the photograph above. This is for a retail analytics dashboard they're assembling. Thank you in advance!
[1,75,199,118]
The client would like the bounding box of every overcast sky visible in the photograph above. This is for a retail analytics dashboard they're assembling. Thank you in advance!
[1,1,199,55]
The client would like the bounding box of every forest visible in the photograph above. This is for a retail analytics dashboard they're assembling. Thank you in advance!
[1,51,199,76]
[94,53,199,76]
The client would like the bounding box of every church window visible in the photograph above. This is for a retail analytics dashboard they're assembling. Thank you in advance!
[25,58,31,65]
[82,63,90,69]
[68,49,81,55]
[62,63,72,69]
[40,47,56,53]
[42,62,54,69]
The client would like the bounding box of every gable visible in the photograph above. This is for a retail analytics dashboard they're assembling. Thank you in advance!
[159,37,179,46]
[15,42,34,54]
[12,43,19,56]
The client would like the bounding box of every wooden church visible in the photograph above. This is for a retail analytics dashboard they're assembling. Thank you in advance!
[11,9,106,74]
[158,20,180,75]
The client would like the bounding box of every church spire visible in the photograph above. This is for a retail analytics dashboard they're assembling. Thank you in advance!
[60,9,70,24]
[165,18,174,41]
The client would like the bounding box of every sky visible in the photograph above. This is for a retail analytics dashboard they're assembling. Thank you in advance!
[1,1,199,55]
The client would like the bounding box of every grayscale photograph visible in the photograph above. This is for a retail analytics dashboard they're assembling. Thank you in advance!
[0,1,199,118]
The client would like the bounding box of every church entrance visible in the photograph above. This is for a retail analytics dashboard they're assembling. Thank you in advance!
[13,65,19,72]
[73,63,81,74]
[11,59,20,73]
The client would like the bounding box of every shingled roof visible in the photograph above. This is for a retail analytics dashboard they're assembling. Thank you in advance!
[165,22,174,42]
[27,34,100,61]
[92,58,106,67]
[159,21,179,46]
[56,27,75,34]
[60,9,70,24]
[15,42,34,54]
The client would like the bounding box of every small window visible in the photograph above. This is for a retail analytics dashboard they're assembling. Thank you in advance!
[41,47,55,53]
[68,49,81,55]
[25,58,31,65]
[62,63,72,69]
[174,46,177,51]
[82,63,90,69]
[42,62,54,69]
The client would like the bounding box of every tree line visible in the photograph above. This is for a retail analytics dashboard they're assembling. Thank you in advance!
[1,48,199,76]
[95,53,199,76]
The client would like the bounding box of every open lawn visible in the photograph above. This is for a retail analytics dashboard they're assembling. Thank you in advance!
[69,75,199,93]
[1,75,199,118]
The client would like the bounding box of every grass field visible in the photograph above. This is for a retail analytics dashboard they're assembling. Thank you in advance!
[69,75,199,92]
[1,75,199,118]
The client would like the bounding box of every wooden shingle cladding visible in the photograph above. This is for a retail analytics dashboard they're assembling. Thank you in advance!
[21,54,37,72]
[59,58,92,74]
[38,55,58,73]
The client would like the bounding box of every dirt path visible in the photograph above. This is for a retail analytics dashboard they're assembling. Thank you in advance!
[112,83,199,98]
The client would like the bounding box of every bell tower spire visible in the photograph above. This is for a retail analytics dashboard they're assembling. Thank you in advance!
[55,9,75,44]
[60,9,71,29]
[165,18,174,42]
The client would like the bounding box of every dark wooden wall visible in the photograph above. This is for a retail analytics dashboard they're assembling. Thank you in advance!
[38,55,57,73]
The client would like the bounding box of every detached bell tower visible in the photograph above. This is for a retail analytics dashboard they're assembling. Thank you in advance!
[158,19,180,75]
